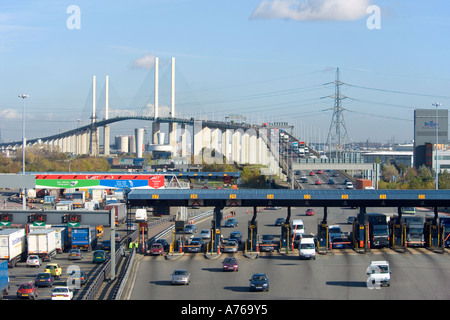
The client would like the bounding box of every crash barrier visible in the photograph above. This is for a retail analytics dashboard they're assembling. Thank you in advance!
[82,229,138,300]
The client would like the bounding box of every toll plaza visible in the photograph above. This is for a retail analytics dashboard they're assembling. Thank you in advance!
[126,189,450,254]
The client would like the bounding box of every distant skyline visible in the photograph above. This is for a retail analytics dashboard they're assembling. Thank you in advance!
[1,0,449,144]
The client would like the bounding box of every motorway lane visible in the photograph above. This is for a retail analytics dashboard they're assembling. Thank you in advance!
[127,205,450,300]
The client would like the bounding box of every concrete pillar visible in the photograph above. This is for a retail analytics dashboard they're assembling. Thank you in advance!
[181,124,188,158]
[135,128,144,158]
[222,129,231,163]
[154,57,159,119]
[202,127,211,150]
[232,129,242,163]
[152,122,160,145]
[249,131,257,164]
[129,135,136,154]
[169,123,177,157]
[193,120,203,164]
[211,128,220,154]
[103,126,110,155]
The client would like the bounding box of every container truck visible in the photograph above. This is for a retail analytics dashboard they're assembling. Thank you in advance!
[71,226,97,251]
[56,200,74,210]
[401,216,424,247]
[72,191,86,208]
[105,203,126,226]
[355,179,373,190]
[27,229,57,261]
[0,229,26,268]
[0,260,10,299]
[367,213,390,248]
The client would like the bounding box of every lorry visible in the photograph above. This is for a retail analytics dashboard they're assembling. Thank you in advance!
[367,213,390,248]
[298,235,316,260]
[366,260,390,287]
[56,200,74,211]
[105,203,126,226]
[27,229,57,261]
[401,216,424,247]
[0,260,10,299]
[0,229,26,268]
[355,179,373,190]
[71,226,97,251]
[72,191,86,208]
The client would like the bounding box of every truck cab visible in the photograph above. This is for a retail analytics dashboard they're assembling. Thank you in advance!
[366,261,390,287]
[298,235,316,260]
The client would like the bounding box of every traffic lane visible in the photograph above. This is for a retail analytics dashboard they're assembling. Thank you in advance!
[6,251,96,300]
[130,251,450,300]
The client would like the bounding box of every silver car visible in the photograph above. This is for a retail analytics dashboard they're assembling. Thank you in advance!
[171,269,190,285]
[26,255,42,268]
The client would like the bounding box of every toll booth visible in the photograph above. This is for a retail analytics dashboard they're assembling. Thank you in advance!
[280,223,291,249]
[210,206,223,253]
[389,216,406,250]
[424,221,444,251]
[247,220,258,252]
[352,209,369,252]
[316,222,329,252]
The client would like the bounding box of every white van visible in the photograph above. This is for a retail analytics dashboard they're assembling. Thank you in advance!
[366,261,390,287]
[135,208,147,222]
[291,219,305,235]
[298,235,316,260]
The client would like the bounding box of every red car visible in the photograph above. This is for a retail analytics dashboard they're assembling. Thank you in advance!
[315,180,322,185]
[222,257,239,272]
[17,282,38,300]
[317,170,324,174]
[306,208,315,216]
[150,243,164,255]
[309,171,315,176]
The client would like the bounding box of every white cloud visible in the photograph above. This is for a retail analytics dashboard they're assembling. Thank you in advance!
[0,109,21,120]
[132,53,157,69]
[250,0,373,21]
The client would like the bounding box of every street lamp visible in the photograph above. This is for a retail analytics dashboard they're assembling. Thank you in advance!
[18,94,29,209]
[432,102,442,190]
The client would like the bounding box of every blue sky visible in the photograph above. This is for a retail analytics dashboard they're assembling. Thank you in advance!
[1,0,450,145]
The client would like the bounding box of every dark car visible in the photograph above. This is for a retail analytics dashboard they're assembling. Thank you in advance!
[93,250,107,263]
[260,234,276,252]
[249,273,269,292]
[328,178,335,185]
[35,272,53,287]
[224,218,239,227]
[17,283,38,299]
[222,257,239,272]
[184,224,197,234]
[67,270,88,286]
[229,231,243,244]
[330,237,350,249]
[102,240,111,250]
[186,240,202,253]
[154,239,170,252]
[275,218,285,226]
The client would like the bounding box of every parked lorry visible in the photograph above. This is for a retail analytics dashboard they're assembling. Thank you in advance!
[355,179,373,190]
[0,260,10,299]
[72,191,86,208]
[71,226,97,251]
[367,213,390,248]
[401,216,424,247]
[27,229,57,261]
[0,229,26,268]
[105,203,126,226]
[56,200,74,211]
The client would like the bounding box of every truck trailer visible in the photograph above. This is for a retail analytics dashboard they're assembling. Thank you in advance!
[26,229,57,261]
[0,260,10,299]
[0,229,26,268]
[105,203,126,226]
[71,226,97,251]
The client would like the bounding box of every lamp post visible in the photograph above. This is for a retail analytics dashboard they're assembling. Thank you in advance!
[18,94,29,209]
[433,102,441,190]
